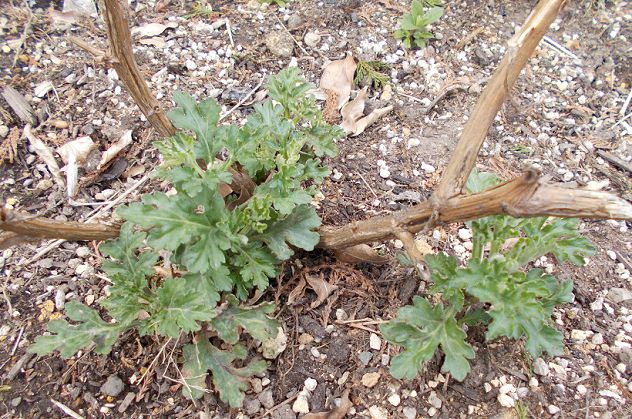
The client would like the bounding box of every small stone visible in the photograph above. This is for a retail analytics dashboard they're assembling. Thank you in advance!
[607,250,617,260]
[428,391,442,409]
[529,377,539,387]
[185,59,197,71]
[407,138,420,148]
[361,372,380,388]
[100,374,124,397]
[548,405,560,415]
[258,389,274,409]
[387,393,401,406]
[570,329,588,341]
[497,393,515,408]
[368,405,388,419]
[292,392,309,414]
[265,31,294,57]
[335,308,348,321]
[516,387,529,398]
[10,397,21,407]
[591,297,604,311]
[420,162,435,173]
[499,383,515,394]
[533,358,549,376]
[381,354,390,366]
[298,333,314,345]
[261,377,271,386]
[245,397,261,415]
[369,333,381,350]
[577,384,587,396]
[76,246,91,258]
[607,287,632,303]
[251,378,263,393]
[403,406,417,419]
[380,84,393,101]
[379,167,390,178]
[54,289,66,310]
[458,228,472,240]
[0,125,8,138]
[619,348,632,368]
[549,363,567,381]
[287,14,303,30]
[358,351,373,366]
[310,347,320,358]
[38,258,53,269]
[428,407,437,416]
[590,332,603,345]
[304,32,321,48]
[304,378,317,392]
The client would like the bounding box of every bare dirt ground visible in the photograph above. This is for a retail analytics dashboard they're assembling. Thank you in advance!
[0,0,631,418]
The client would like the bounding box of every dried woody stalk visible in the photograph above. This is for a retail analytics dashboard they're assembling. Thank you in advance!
[2,0,631,253]
[71,0,176,137]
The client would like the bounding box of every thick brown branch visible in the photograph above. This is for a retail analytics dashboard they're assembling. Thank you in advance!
[102,0,175,137]
[3,171,627,249]
[433,0,567,203]
[318,170,632,250]
[0,209,120,244]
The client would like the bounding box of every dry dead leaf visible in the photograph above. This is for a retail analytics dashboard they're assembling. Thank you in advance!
[305,274,338,308]
[287,275,307,305]
[98,130,133,169]
[348,106,393,137]
[58,136,96,197]
[303,389,352,419]
[338,86,393,136]
[131,21,178,38]
[335,244,389,265]
[340,87,368,134]
[138,37,166,48]
[23,124,64,188]
[57,136,95,165]
[319,55,357,109]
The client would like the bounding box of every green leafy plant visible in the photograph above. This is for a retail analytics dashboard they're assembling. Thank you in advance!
[184,2,216,19]
[259,0,290,6]
[29,68,342,407]
[381,170,595,381]
[394,1,444,49]
[354,60,390,90]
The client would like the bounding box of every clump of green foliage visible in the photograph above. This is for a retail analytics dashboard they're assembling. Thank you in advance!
[259,0,291,6]
[381,170,595,381]
[354,60,390,90]
[29,68,342,407]
[394,0,444,49]
[184,2,216,19]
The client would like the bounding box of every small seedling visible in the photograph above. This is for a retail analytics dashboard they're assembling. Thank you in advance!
[259,0,290,6]
[184,2,216,19]
[354,60,391,90]
[394,1,444,49]
[381,170,595,381]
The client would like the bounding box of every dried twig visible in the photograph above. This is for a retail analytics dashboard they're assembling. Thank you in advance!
[433,0,568,203]
[218,78,264,122]
[51,399,85,419]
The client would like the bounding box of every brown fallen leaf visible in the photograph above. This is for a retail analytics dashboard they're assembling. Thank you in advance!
[303,389,352,419]
[348,105,393,137]
[335,244,389,265]
[319,55,357,109]
[305,273,338,308]
[287,274,307,305]
[340,87,368,134]
[98,130,133,170]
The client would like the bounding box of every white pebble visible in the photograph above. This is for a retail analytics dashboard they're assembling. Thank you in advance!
[369,333,381,350]
[607,250,617,260]
[387,393,401,406]
[304,378,317,392]
[458,228,472,240]
[548,405,560,415]
[292,392,309,414]
[497,393,515,407]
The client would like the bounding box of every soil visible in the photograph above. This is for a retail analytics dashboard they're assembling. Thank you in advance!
[1,0,631,418]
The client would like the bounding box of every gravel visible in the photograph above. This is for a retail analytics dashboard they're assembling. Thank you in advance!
[100,374,124,397]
